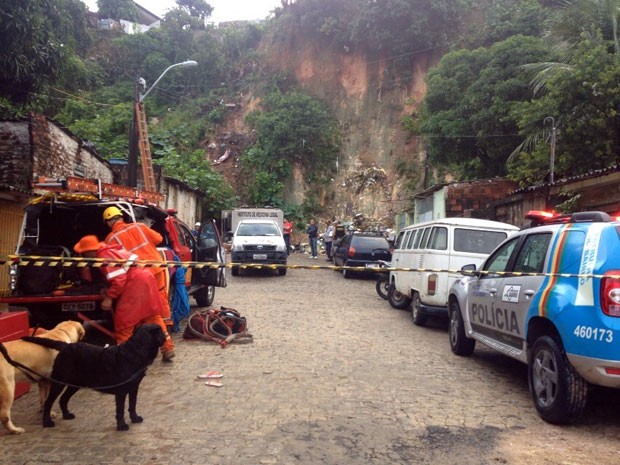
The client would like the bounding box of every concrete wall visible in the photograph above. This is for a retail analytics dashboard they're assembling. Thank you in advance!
[161,177,202,226]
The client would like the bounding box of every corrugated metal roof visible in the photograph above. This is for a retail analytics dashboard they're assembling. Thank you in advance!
[509,164,620,195]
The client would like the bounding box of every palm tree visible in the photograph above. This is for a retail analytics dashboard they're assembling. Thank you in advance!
[509,0,620,165]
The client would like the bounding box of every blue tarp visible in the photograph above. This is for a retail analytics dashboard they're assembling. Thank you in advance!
[170,257,191,333]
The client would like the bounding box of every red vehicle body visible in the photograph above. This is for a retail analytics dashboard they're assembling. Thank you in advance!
[0,180,226,329]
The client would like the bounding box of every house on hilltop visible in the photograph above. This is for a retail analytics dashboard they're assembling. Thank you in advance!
[90,0,161,34]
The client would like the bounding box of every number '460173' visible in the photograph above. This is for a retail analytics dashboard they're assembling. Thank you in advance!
[573,325,613,343]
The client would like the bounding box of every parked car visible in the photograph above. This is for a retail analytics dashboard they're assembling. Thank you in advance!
[389,218,518,325]
[0,192,226,328]
[332,232,392,278]
[448,210,620,424]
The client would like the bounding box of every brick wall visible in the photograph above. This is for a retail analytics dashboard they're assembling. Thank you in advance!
[445,179,518,219]
[29,115,113,183]
[0,121,33,192]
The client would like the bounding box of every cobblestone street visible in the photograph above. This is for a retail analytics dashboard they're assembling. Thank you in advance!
[3,254,620,464]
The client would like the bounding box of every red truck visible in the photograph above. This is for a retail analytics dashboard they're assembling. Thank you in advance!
[0,178,226,329]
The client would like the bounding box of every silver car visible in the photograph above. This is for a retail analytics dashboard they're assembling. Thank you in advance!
[448,211,620,424]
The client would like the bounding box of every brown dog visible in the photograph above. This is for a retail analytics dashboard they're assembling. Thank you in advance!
[0,320,85,434]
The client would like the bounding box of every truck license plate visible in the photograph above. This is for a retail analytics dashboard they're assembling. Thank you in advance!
[61,301,96,312]
[365,263,380,269]
[253,254,267,260]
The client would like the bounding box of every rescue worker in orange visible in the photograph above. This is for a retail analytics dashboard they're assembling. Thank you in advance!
[73,235,175,361]
[102,206,171,326]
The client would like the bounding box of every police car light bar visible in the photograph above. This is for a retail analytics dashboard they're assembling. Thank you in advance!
[526,210,614,226]
[525,210,557,221]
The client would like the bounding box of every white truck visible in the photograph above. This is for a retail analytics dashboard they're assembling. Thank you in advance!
[223,208,287,277]
[221,208,284,239]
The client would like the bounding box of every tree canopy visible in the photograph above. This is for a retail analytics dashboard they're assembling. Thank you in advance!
[420,35,551,180]
[4,0,620,210]
[0,0,91,110]
[419,0,620,186]
[243,88,341,207]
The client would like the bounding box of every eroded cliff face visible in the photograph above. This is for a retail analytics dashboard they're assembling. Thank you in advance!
[215,33,441,225]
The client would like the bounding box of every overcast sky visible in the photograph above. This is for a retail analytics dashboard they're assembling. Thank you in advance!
[82,0,282,23]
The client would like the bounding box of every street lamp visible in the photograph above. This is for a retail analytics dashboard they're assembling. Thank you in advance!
[139,60,198,102]
[127,60,198,188]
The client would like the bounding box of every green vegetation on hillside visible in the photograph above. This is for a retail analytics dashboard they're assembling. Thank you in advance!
[243,87,341,207]
[3,0,620,208]
[419,0,620,186]
[420,34,551,180]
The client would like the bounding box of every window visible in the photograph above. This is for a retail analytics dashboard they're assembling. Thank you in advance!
[428,227,448,250]
[394,231,406,250]
[412,228,425,248]
[483,237,519,274]
[237,223,280,236]
[353,236,390,249]
[418,227,432,249]
[454,228,509,254]
[199,222,218,248]
[180,224,194,248]
[406,230,417,249]
[513,233,551,274]
[399,231,410,250]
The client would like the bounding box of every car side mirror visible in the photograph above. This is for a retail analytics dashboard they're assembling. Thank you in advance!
[460,263,478,277]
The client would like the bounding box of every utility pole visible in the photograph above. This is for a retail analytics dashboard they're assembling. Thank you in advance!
[126,61,198,189]
[544,116,556,184]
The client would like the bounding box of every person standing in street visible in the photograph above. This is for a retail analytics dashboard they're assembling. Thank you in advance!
[324,220,334,261]
[102,206,171,328]
[307,218,318,259]
[192,222,201,238]
[283,218,293,256]
[73,235,175,361]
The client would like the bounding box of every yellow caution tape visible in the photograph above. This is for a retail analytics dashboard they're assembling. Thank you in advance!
[0,255,617,279]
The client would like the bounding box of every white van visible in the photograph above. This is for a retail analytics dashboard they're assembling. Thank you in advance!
[388,218,518,326]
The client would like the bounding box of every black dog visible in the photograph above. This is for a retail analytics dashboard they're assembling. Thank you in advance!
[22,324,165,431]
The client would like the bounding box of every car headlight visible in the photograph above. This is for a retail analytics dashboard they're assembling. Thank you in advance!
[232,242,243,252]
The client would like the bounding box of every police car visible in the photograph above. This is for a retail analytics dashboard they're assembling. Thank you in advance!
[448,210,620,424]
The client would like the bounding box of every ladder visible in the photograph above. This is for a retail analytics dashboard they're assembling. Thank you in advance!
[34,176,164,203]
[134,101,156,192]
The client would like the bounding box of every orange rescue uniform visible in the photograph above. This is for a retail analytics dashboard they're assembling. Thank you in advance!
[97,243,174,353]
[105,220,171,321]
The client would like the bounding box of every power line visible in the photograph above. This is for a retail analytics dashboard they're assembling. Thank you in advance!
[49,87,122,107]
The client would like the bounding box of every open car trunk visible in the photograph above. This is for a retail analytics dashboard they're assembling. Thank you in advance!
[1,194,226,329]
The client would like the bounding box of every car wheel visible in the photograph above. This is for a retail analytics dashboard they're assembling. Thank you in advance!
[231,266,239,277]
[411,292,428,326]
[528,335,588,425]
[387,283,412,309]
[448,299,475,356]
[375,276,389,299]
[194,285,215,307]
[278,267,287,276]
